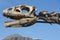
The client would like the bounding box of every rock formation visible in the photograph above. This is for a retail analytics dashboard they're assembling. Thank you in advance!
[3,34,40,40]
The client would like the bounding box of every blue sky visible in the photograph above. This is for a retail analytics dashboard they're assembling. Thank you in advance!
[0,0,60,40]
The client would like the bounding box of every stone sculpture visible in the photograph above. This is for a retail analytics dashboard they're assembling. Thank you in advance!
[3,5,60,27]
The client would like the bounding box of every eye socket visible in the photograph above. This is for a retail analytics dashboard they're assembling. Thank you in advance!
[15,9,20,12]
[8,8,12,10]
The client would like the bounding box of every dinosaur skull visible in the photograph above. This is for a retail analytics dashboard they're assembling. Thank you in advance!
[3,5,37,19]
[3,5,37,27]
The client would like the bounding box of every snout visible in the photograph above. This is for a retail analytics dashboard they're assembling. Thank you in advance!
[3,9,8,13]
[3,9,9,17]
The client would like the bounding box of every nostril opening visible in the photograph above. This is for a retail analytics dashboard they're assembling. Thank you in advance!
[8,8,12,10]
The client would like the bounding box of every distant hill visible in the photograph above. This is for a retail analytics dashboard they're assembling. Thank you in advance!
[3,34,41,40]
